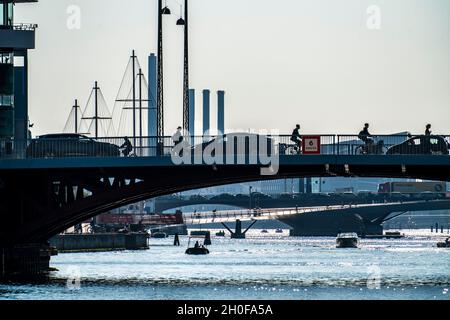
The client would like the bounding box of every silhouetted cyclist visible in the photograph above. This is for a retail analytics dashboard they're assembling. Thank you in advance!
[120,137,133,157]
[291,124,302,152]
[358,123,373,145]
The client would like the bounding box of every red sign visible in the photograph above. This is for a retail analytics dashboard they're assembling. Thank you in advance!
[302,136,321,155]
[97,213,184,226]
[97,214,136,224]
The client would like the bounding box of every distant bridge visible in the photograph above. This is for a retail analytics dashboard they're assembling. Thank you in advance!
[153,193,444,213]
[180,200,450,236]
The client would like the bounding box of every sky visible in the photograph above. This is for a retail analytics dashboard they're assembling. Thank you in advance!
[14,0,450,137]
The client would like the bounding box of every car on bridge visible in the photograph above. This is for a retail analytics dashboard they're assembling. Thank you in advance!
[386,135,449,155]
[191,133,274,157]
[26,134,121,158]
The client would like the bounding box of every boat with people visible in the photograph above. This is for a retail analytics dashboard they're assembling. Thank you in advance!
[336,232,359,248]
[185,236,210,255]
[215,230,226,237]
[437,237,450,248]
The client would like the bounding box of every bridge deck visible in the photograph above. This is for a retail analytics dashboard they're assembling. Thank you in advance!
[181,200,450,225]
[0,154,449,170]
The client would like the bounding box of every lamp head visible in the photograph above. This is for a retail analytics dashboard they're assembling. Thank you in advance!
[161,6,171,15]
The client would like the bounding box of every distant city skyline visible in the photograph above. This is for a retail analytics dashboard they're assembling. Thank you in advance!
[15,0,450,137]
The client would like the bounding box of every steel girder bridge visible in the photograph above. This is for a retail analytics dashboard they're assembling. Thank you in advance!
[1,135,450,277]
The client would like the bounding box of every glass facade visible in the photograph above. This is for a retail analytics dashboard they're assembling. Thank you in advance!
[0,1,13,28]
[0,52,14,137]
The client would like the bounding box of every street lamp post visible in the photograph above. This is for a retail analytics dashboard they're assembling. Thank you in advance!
[249,186,253,210]
[157,0,171,155]
[176,0,190,134]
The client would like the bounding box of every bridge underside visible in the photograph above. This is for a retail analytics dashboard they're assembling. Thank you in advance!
[1,157,450,246]
[0,156,449,278]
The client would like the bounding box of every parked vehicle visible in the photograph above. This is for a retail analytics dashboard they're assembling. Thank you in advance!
[26,134,120,158]
[378,181,447,195]
[386,135,449,155]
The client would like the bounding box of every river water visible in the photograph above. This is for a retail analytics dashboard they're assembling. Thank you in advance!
[1,232,450,300]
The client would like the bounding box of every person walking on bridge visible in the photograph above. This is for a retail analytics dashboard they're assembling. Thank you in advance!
[425,124,432,136]
[172,127,185,156]
[172,127,184,147]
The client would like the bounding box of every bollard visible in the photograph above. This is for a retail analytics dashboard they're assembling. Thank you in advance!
[436,223,439,233]
[204,232,212,246]
[431,226,434,233]
[174,233,180,246]
[441,226,444,234]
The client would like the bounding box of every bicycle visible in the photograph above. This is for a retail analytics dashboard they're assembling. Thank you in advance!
[355,138,387,155]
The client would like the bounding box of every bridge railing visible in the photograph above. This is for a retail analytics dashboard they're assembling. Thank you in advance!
[182,202,399,225]
[0,134,449,160]
[335,134,450,155]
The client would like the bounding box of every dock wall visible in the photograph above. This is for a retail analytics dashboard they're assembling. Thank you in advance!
[50,233,149,252]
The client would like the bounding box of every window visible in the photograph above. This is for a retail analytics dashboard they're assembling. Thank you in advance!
[0,2,13,27]
[0,3,4,26]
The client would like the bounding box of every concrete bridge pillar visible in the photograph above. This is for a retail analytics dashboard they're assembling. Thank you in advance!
[1,243,56,280]
[221,219,257,239]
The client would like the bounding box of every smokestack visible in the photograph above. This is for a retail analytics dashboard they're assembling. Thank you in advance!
[203,89,210,137]
[217,90,225,135]
[189,89,195,143]
[148,53,157,155]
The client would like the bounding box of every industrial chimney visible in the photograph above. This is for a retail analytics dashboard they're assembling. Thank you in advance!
[189,89,195,143]
[203,89,210,138]
[148,53,157,155]
[217,90,225,135]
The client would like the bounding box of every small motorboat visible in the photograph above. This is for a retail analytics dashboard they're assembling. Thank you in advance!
[185,236,210,255]
[185,247,210,255]
[151,232,167,239]
[275,229,283,234]
[336,233,359,248]
[437,238,450,248]
[215,230,226,237]
[261,229,269,234]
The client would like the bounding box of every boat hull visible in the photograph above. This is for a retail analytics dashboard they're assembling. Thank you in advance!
[185,247,210,255]
[336,238,358,248]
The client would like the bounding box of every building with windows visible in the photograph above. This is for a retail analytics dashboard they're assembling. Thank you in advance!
[0,0,37,155]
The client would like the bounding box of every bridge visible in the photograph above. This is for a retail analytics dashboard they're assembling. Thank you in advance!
[178,200,450,236]
[1,133,450,278]
[153,193,445,213]
[1,133,450,244]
